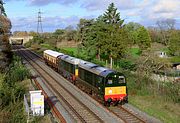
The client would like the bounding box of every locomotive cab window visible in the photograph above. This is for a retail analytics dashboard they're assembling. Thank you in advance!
[107,78,113,84]
[118,76,125,83]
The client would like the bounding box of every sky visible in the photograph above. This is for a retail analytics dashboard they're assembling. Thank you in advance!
[3,0,180,32]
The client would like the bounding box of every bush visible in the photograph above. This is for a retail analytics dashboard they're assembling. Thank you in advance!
[31,43,41,50]
[59,48,74,56]
[24,40,33,48]
[4,56,29,85]
[91,59,106,66]
[3,101,27,123]
[126,71,180,103]
[163,82,180,103]
[117,59,136,70]
[0,55,28,122]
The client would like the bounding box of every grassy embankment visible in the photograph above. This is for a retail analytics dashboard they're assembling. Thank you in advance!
[129,95,179,123]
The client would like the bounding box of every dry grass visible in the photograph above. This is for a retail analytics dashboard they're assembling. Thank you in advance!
[57,40,79,48]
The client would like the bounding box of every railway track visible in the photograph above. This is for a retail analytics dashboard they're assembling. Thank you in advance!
[14,46,104,123]
[109,106,146,123]
[13,45,148,123]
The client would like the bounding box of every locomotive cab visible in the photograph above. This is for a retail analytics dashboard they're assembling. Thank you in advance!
[104,73,127,106]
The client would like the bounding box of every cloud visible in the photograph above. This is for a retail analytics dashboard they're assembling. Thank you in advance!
[10,17,36,32]
[5,0,180,30]
[81,0,137,11]
[153,0,180,14]
[10,15,94,32]
[28,0,78,6]
[131,0,180,27]
[4,0,78,6]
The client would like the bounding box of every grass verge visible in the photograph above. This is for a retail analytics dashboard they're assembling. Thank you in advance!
[129,95,180,123]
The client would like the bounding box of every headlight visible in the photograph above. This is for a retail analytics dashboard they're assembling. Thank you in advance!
[108,89,112,94]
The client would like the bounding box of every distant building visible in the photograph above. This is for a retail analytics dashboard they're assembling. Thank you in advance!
[172,63,180,70]
[159,52,167,58]
[155,51,167,58]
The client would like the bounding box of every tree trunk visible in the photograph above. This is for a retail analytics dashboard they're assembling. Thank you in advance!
[96,48,101,60]
[106,60,108,67]
[98,48,100,60]
[110,56,113,69]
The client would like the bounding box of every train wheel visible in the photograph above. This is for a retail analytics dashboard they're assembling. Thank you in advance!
[124,97,128,103]
[73,80,76,85]
[104,101,107,106]
[107,102,110,107]
[119,101,123,105]
[104,101,110,107]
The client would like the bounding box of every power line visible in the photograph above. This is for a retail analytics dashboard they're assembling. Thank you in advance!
[37,9,43,33]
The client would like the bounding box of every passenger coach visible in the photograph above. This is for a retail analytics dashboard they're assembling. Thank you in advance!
[43,50,64,70]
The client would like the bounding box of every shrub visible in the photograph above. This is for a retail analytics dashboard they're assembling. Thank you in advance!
[91,59,106,66]
[59,48,74,56]
[0,55,28,122]
[4,56,29,85]
[117,59,136,70]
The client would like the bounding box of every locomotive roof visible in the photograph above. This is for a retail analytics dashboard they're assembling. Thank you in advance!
[79,60,98,69]
[79,60,115,77]
[60,55,80,65]
[44,50,64,58]
[99,68,115,77]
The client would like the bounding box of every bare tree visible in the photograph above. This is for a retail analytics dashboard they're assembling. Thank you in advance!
[156,19,176,45]
[156,18,175,30]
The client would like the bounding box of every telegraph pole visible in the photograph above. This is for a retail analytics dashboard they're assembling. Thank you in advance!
[37,9,43,34]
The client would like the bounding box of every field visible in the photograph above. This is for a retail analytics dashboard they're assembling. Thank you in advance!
[62,47,77,54]
[130,48,141,58]
[62,47,141,58]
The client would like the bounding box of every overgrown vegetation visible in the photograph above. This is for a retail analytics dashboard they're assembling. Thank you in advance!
[0,55,29,123]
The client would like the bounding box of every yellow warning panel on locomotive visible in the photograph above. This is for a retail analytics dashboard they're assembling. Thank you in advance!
[105,86,126,95]
[75,69,78,76]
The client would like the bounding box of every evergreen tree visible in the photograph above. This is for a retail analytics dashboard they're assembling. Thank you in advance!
[77,3,130,68]
[102,3,128,68]
[103,3,124,26]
